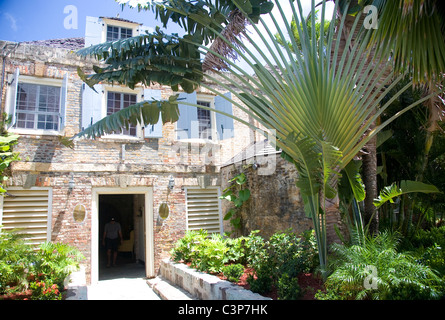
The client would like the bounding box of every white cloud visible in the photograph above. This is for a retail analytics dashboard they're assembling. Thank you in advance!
[4,12,18,32]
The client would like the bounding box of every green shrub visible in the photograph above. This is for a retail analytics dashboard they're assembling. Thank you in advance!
[191,233,228,274]
[278,273,302,300]
[318,232,444,300]
[0,231,34,294]
[222,263,245,282]
[247,271,273,295]
[0,229,84,300]
[170,230,207,263]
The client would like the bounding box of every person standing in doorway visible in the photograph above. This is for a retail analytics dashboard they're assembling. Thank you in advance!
[102,217,123,267]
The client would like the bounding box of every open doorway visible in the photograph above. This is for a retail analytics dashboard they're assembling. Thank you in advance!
[98,194,146,280]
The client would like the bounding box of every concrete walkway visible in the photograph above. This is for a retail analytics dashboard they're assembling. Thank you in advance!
[65,262,193,300]
[66,263,160,300]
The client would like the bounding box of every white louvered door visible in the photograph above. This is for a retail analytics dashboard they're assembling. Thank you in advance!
[186,188,222,235]
[1,188,51,246]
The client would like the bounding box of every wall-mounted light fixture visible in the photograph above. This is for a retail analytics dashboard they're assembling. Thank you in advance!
[68,174,75,192]
[168,176,175,190]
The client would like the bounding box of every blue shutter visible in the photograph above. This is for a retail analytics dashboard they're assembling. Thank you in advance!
[143,89,163,138]
[81,84,103,130]
[59,73,68,130]
[176,92,197,139]
[85,16,103,47]
[215,92,234,139]
[7,68,19,128]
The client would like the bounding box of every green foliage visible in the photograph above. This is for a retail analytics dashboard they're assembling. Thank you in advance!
[170,229,207,263]
[317,232,444,300]
[277,273,302,300]
[374,180,441,208]
[0,116,20,194]
[33,242,85,290]
[220,172,251,232]
[170,229,318,299]
[191,233,229,273]
[246,229,318,297]
[0,229,84,300]
[222,263,244,282]
[0,230,34,294]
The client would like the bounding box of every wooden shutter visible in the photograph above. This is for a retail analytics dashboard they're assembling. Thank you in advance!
[81,83,103,130]
[215,92,234,139]
[186,188,221,234]
[59,73,68,130]
[143,89,163,138]
[7,68,19,128]
[176,92,198,139]
[85,16,103,47]
[1,189,51,246]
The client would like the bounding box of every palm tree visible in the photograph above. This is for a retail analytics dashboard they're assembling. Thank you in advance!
[75,0,438,276]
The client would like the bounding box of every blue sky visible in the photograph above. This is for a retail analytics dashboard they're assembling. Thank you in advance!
[0,1,330,43]
[0,0,183,43]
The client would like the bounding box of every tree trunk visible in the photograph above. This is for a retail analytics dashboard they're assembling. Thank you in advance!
[362,134,379,234]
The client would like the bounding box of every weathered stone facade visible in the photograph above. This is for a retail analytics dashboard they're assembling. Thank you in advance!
[221,152,313,239]
[0,38,259,284]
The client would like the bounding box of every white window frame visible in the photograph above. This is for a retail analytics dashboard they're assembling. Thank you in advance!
[8,75,65,136]
[176,94,218,143]
[101,85,144,141]
[101,18,139,43]
[106,25,133,41]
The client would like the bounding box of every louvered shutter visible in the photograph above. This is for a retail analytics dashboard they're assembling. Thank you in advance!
[186,188,221,234]
[1,189,51,246]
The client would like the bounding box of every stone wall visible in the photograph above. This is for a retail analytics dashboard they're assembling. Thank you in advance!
[0,40,260,283]
[221,154,313,239]
[221,153,345,243]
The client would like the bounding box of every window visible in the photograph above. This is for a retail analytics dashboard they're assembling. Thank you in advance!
[176,92,234,141]
[107,91,137,136]
[106,25,133,41]
[6,69,67,133]
[15,83,61,130]
[197,101,212,140]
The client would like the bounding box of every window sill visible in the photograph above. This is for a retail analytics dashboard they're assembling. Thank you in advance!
[176,138,220,144]
[9,128,62,137]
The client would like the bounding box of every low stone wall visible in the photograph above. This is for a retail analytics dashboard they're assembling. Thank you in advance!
[158,259,271,300]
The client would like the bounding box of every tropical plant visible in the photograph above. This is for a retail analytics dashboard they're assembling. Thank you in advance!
[0,230,34,294]
[75,0,441,276]
[220,172,251,233]
[0,114,20,194]
[222,263,244,282]
[317,231,444,300]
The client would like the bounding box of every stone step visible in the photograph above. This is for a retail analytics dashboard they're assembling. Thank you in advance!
[147,276,197,300]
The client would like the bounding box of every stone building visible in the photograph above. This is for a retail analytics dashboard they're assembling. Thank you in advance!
[0,16,263,284]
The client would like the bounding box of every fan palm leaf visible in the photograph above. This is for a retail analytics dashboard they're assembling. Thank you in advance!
[75,0,440,274]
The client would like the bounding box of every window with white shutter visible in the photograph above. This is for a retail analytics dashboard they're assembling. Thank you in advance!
[186,188,222,235]
[0,188,52,246]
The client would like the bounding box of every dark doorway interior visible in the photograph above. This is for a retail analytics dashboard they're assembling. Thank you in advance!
[98,194,145,280]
